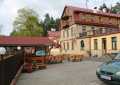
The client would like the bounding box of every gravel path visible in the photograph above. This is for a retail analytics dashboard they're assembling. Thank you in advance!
[17,61,106,85]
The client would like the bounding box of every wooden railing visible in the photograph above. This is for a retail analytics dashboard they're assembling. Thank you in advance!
[75,19,119,28]
[79,28,120,38]
[93,28,120,36]
[0,51,24,85]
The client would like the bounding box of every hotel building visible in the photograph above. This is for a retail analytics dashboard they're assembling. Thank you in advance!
[60,6,120,57]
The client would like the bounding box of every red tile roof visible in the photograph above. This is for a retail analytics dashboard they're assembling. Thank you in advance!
[0,36,52,46]
[48,31,60,38]
[64,5,120,18]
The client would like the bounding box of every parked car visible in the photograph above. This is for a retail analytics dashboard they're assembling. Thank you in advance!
[96,53,120,85]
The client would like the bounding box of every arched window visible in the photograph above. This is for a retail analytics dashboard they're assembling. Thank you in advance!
[80,40,85,50]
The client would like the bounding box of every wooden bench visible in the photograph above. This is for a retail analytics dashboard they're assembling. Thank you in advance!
[32,63,46,70]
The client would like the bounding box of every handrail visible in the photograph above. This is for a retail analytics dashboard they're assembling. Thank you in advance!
[0,55,14,61]
[79,28,120,38]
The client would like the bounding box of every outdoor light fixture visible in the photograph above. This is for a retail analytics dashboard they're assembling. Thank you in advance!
[17,46,21,50]
[0,47,6,55]
[0,47,6,61]
[49,45,52,49]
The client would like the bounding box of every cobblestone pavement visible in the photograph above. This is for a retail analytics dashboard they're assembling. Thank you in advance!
[17,61,107,85]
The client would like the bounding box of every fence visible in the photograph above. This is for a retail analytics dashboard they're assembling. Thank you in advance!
[0,51,24,85]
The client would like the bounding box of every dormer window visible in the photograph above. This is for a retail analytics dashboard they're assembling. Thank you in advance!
[62,16,69,20]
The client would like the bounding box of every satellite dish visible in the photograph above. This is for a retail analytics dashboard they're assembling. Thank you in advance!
[0,47,6,55]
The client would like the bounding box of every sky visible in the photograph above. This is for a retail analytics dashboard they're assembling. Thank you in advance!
[0,0,120,35]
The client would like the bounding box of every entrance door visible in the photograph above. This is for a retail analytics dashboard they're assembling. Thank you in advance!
[102,38,107,55]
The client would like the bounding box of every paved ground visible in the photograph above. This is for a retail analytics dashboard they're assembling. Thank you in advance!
[17,61,107,85]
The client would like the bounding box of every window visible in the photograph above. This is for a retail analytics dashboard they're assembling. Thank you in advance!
[82,26,86,32]
[80,40,85,50]
[71,27,73,37]
[35,50,46,56]
[94,39,98,50]
[101,28,106,33]
[63,42,65,50]
[86,14,92,20]
[67,29,69,37]
[67,42,69,50]
[102,38,107,50]
[71,41,74,50]
[109,18,112,24]
[33,48,46,56]
[112,37,117,50]
[81,13,86,20]
[63,30,65,38]
[99,17,102,22]
[91,27,95,30]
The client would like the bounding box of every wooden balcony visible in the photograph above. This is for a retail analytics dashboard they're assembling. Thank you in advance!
[93,28,120,36]
[75,19,119,28]
[79,28,120,38]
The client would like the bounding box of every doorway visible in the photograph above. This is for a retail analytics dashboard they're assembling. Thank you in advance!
[102,38,107,55]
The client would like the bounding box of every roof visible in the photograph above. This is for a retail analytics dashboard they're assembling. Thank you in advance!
[62,5,120,18]
[48,31,60,38]
[0,36,52,46]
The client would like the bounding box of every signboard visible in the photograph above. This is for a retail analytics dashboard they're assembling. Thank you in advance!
[35,50,46,56]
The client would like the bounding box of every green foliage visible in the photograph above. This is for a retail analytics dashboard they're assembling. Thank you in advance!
[99,3,107,10]
[43,13,60,31]
[111,2,120,14]
[98,2,120,14]
[99,3,110,12]
[55,18,60,31]
[11,8,45,36]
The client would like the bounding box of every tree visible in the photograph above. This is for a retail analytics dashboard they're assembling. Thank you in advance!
[43,13,60,31]
[55,18,60,31]
[44,14,51,31]
[98,2,120,14]
[111,2,120,14]
[99,3,110,12]
[11,8,45,36]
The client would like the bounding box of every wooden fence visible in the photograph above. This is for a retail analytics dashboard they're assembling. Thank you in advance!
[0,51,24,85]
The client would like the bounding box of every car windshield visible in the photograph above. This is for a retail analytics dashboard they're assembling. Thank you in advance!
[114,53,120,60]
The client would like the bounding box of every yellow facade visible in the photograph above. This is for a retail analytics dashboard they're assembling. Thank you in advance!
[60,6,120,58]
[60,24,92,57]
[91,33,120,57]
[60,24,120,57]
[60,38,90,56]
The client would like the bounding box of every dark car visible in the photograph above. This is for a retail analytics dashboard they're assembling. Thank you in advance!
[96,53,120,85]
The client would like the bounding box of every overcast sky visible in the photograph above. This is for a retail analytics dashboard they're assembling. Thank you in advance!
[0,0,120,35]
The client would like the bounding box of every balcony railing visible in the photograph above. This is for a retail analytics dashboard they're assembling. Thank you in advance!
[79,28,120,38]
[93,28,120,36]
[75,19,119,28]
